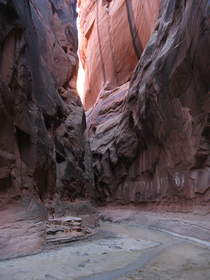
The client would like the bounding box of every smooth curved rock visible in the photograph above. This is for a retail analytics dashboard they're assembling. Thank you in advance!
[87,0,210,210]
[78,0,160,110]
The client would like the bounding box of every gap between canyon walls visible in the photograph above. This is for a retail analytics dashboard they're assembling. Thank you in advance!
[78,0,210,210]
[0,0,209,262]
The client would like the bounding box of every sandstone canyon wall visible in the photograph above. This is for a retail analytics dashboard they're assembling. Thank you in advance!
[0,0,92,260]
[0,0,210,262]
[78,0,161,110]
[84,0,210,210]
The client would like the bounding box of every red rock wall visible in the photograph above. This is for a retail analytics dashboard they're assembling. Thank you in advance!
[0,0,93,260]
[78,0,160,110]
[86,0,210,211]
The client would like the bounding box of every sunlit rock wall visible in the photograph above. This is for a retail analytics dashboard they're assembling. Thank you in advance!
[78,0,160,110]
[85,0,210,211]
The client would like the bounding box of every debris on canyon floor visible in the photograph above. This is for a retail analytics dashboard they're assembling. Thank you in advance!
[46,216,94,245]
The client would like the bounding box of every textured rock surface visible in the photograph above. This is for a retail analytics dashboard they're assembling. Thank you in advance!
[0,0,92,260]
[78,0,160,110]
[46,216,94,245]
[1,0,209,263]
[87,0,210,209]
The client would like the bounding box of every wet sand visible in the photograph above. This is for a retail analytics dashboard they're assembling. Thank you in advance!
[0,209,209,280]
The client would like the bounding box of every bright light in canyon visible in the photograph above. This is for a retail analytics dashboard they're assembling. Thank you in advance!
[77,58,85,103]
[76,6,85,104]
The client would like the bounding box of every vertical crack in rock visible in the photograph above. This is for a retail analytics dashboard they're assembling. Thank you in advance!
[125,0,142,59]
[105,6,119,85]
[96,0,106,85]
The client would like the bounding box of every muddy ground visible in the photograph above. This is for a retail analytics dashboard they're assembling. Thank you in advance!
[0,208,210,280]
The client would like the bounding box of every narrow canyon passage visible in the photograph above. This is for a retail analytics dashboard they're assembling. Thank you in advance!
[0,0,209,279]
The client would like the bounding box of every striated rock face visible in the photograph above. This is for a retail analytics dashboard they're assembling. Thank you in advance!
[0,0,209,262]
[78,0,160,110]
[0,0,92,260]
[86,0,210,210]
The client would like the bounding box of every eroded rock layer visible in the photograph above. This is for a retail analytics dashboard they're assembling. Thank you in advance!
[78,0,160,110]
[86,0,210,210]
[0,0,92,259]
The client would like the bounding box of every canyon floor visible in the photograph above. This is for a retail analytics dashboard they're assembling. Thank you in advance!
[0,208,210,280]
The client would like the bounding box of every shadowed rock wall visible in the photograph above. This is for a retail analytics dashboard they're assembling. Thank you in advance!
[86,0,210,210]
[0,0,93,260]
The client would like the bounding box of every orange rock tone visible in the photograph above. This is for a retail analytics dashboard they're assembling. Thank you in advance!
[78,0,161,110]
[85,0,210,209]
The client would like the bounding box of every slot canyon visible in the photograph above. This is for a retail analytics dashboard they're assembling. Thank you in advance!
[0,0,210,279]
